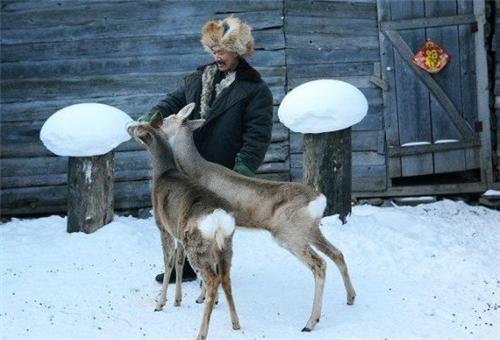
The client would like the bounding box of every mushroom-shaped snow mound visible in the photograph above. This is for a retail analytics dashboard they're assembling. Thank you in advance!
[40,103,133,157]
[278,79,368,133]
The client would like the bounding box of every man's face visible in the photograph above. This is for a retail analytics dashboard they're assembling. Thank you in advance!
[211,47,239,72]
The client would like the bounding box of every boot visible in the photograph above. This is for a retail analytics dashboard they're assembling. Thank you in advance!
[155,260,197,284]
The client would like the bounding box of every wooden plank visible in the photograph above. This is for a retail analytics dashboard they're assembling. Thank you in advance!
[353,181,486,198]
[473,0,494,184]
[388,139,480,157]
[458,0,481,170]
[380,14,476,30]
[286,33,379,50]
[287,62,374,79]
[287,48,380,65]
[1,2,283,43]
[389,0,433,177]
[286,0,376,19]
[1,71,286,104]
[377,0,401,178]
[1,29,284,63]
[425,0,466,174]
[285,16,378,36]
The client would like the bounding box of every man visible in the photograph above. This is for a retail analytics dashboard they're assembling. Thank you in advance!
[139,16,274,283]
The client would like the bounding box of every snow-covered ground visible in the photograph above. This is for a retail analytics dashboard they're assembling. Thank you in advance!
[1,200,499,340]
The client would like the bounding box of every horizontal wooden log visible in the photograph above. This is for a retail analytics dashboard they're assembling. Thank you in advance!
[380,14,477,31]
[285,16,378,36]
[288,75,374,89]
[1,68,285,103]
[286,48,380,65]
[0,120,288,158]
[288,129,384,154]
[256,160,289,174]
[388,139,481,157]
[2,2,283,43]
[286,33,379,50]
[286,0,376,19]
[287,62,374,79]
[352,151,386,166]
[353,182,487,198]
[2,29,284,63]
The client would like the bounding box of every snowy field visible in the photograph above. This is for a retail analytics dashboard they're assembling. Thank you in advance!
[1,200,499,340]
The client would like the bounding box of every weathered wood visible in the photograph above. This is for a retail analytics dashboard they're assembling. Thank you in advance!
[353,182,487,198]
[473,0,494,185]
[67,152,114,233]
[303,129,352,222]
[380,14,476,31]
[390,0,433,177]
[388,139,480,157]
[425,0,466,174]
[382,29,476,140]
[286,0,376,19]
[377,0,402,178]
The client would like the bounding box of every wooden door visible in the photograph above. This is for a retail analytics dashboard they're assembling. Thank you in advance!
[377,0,482,179]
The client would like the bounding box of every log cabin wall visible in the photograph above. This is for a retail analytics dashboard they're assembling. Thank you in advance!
[1,1,287,215]
[285,0,386,193]
[4,0,494,216]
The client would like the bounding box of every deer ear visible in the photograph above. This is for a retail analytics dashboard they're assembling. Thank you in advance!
[134,127,153,146]
[186,119,205,131]
[177,103,196,121]
[150,112,163,129]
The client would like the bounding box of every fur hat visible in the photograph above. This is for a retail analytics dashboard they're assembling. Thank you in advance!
[201,16,254,58]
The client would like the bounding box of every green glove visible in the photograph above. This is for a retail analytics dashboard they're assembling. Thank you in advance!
[233,159,255,177]
[137,111,159,123]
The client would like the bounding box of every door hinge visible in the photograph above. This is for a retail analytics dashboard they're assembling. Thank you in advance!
[474,121,483,132]
[470,21,478,33]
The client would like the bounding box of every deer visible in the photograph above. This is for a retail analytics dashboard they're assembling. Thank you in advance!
[157,103,356,332]
[127,116,240,340]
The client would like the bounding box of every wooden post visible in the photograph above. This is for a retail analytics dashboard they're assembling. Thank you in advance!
[303,128,352,223]
[67,151,114,233]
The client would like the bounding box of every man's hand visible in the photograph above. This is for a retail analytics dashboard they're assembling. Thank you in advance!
[233,159,254,177]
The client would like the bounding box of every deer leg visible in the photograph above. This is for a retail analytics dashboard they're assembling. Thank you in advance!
[314,232,356,305]
[219,257,240,330]
[196,269,219,340]
[155,230,175,312]
[196,279,206,304]
[280,240,326,332]
[174,243,185,307]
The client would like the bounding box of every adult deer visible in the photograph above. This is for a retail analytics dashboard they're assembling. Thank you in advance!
[158,103,356,332]
[128,117,240,340]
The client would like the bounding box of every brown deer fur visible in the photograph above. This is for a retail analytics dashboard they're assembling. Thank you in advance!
[159,103,356,332]
[127,117,240,340]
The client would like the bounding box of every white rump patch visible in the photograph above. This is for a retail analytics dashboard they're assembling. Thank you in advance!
[198,209,235,250]
[307,194,327,219]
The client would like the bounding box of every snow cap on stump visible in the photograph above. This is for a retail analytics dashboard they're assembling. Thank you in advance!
[40,103,133,157]
[278,79,368,133]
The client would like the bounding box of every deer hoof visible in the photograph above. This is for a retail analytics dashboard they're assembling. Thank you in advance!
[195,297,205,304]
[232,322,241,330]
[301,327,311,332]
[174,300,181,307]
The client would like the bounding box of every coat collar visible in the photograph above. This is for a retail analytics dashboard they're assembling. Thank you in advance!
[197,58,261,83]
[196,58,261,125]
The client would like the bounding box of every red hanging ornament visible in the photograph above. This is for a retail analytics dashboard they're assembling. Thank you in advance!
[412,38,451,74]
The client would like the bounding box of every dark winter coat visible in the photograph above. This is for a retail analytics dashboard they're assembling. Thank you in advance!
[149,59,273,173]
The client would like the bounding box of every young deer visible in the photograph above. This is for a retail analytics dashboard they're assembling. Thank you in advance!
[159,103,356,332]
[128,116,240,340]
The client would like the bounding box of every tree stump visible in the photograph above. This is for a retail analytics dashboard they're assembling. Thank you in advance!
[303,128,352,223]
[67,151,114,233]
